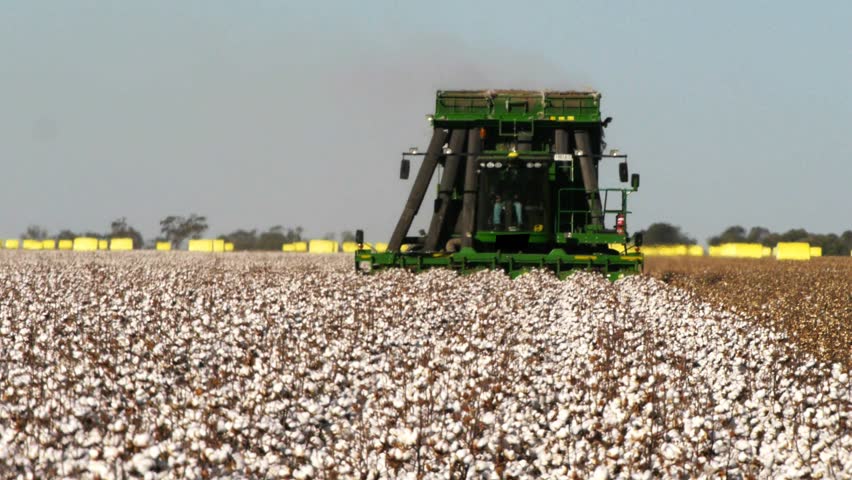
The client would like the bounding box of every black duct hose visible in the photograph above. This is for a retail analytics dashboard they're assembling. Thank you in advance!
[388,128,448,252]
[574,130,604,227]
[554,129,570,233]
[459,128,481,248]
[424,129,466,251]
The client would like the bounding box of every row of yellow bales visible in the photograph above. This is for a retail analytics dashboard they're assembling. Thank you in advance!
[0,238,135,251]
[185,239,235,252]
[638,242,823,260]
[0,238,237,252]
[282,240,390,254]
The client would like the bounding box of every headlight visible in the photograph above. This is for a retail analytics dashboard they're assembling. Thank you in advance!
[358,261,372,273]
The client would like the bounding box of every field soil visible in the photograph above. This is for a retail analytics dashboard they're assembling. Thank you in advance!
[645,256,852,367]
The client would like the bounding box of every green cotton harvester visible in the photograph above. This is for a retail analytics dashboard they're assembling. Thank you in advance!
[355,89,644,281]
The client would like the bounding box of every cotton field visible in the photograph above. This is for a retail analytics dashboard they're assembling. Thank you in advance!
[0,253,849,479]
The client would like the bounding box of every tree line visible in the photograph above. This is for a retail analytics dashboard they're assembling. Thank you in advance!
[637,223,852,256]
[21,215,209,249]
[18,215,358,251]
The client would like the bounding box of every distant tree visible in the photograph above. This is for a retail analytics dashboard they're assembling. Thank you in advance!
[221,226,304,250]
[340,230,357,243]
[283,227,303,243]
[56,230,76,240]
[221,229,258,251]
[638,222,695,245]
[842,231,852,251]
[257,226,287,250]
[159,214,208,248]
[708,225,747,246]
[746,226,772,244]
[814,233,845,256]
[322,232,336,241]
[21,225,49,240]
[779,228,809,242]
[109,217,144,249]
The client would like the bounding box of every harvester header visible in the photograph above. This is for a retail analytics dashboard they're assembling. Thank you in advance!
[356,88,643,281]
[433,90,602,124]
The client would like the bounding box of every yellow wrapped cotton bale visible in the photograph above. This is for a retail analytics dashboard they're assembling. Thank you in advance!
[4,239,19,249]
[58,239,73,250]
[341,242,359,253]
[687,245,704,256]
[663,245,689,256]
[718,243,763,258]
[156,242,172,251]
[720,243,738,258]
[225,242,234,252]
[188,239,214,252]
[641,245,689,256]
[762,246,772,258]
[110,238,133,251]
[292,242,308,252]
[282,243,296,252]
[41,239,56,250]
[809,246,822,257]
[73,237,98,251]
[98,240,109,250]
[213,239,225,253]
[374,242,388,253]
[309,239,339,254]
[775,242,811,261]
[740,243,764,258]
[708,245,722,257]
[23,239,43,250]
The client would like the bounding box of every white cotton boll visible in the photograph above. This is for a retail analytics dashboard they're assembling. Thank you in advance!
[131,452,155,474]
[481,412,496,425]
[591,465,609,480]
[87,460,111,478]
[84,429,102,447]
[735,439,752,453]
[396,428,418,447]
[661,443,682,461]
[60,417,82,435]
[454,448,470,462]
[293,464,314,479]
[110,420,127,433]
[389,448,412,461]
[132,433,150,448]
[103,446,120,461]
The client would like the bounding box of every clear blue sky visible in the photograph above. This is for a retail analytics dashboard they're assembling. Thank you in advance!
[1,1,850,244]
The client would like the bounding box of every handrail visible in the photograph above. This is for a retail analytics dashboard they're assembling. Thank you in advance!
[556,187,632,233]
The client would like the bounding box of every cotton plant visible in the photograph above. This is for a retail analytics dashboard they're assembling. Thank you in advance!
[0,252,847,479]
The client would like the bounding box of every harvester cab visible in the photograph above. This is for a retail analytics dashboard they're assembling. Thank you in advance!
[356,90,643,281]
